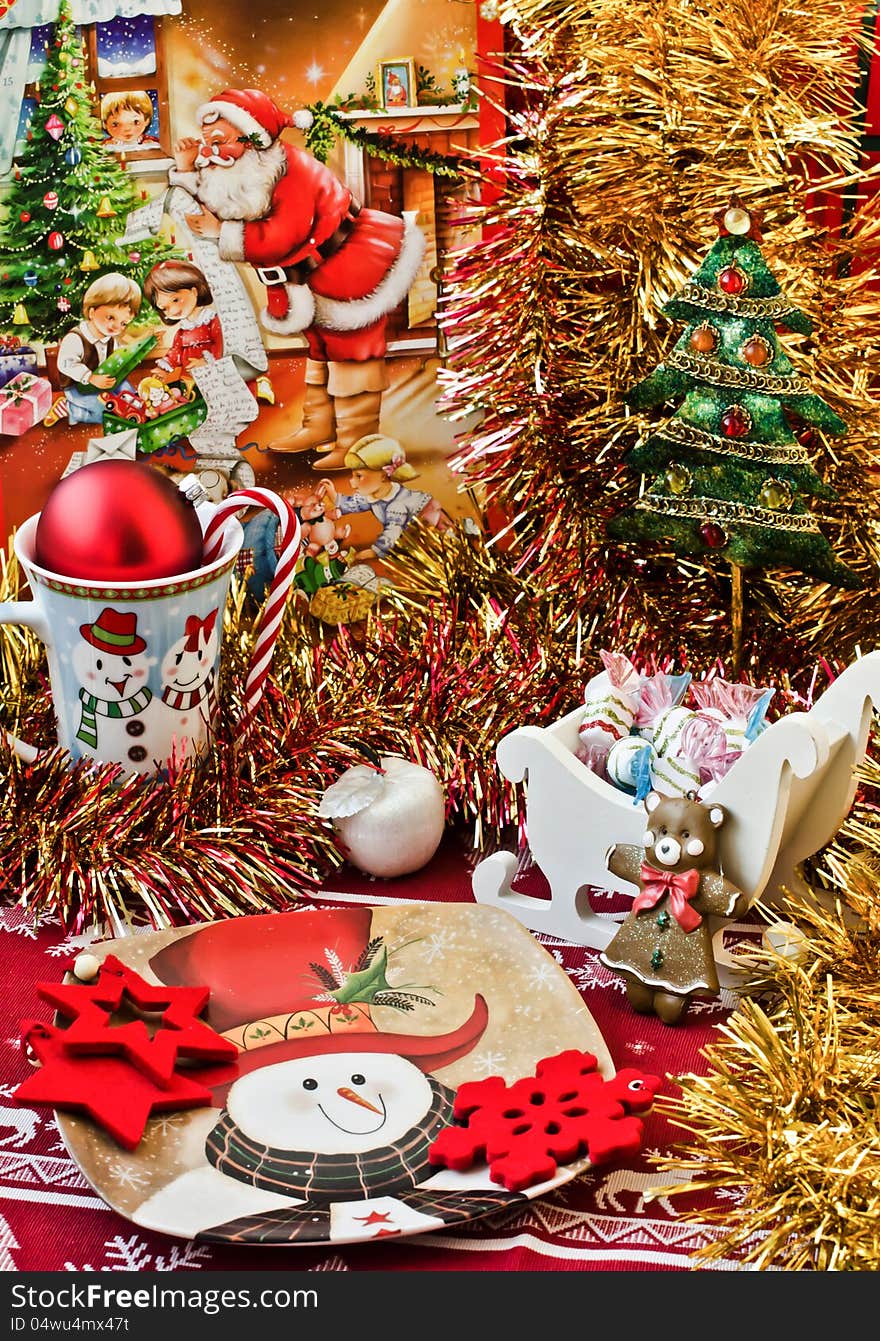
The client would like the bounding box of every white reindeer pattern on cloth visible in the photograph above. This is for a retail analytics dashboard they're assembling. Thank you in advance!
[0,1085,41,1150]
[592,1153,697,1216]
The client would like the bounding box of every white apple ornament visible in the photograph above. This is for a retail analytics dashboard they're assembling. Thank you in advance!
[318,756,446,877]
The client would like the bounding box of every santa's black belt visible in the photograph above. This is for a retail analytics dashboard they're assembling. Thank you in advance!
[256,202,362,288]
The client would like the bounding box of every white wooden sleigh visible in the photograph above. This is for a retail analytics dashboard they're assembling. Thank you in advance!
[472,653,880,975]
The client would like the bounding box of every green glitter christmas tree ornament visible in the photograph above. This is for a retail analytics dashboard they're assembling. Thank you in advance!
[608,203,860,594]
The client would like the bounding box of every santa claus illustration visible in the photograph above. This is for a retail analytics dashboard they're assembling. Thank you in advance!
[171,87,425,470]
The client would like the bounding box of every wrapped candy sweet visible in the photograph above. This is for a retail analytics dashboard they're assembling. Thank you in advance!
[577,650,642,772]
[690,678,774,754]
[651,713,730,796]
[633,671,692,739]
[605,735,656,801]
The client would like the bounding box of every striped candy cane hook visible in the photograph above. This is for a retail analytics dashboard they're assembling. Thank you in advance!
[203,488,302,741]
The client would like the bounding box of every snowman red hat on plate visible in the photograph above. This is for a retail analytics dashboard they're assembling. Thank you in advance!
[131,907,516,1244]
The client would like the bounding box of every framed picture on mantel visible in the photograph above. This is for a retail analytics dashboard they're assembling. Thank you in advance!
[378,58,416,110]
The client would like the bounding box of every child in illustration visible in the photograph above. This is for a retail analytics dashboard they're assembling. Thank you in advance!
[71,609,155,774]
[316,435,444,563]
[239,510,282,606]
[143,260,255,496]
[157,609,219,759]
[46,273,142,426]
[101,91,161,152]
[143,261,224,378]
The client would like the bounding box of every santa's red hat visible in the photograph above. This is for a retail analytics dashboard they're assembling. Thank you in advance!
[197,88,293,148]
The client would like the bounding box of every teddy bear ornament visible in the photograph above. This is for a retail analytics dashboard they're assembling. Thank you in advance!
[600,790,747,1024]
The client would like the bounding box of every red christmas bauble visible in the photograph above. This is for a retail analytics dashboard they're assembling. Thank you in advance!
[699,521,727,549]
[19,211,31,223]
[718,265,746,295]
[47,231,64,251]
[34,461,204,582]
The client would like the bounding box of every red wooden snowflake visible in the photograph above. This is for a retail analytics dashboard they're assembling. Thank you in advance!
[428,1050,663,1193]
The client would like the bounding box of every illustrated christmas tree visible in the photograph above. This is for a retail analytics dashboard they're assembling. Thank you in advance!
[0,0,179,343]
[607,202,861,594]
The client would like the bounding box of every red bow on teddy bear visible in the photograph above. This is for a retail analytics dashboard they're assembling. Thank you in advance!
[633,863,702,931]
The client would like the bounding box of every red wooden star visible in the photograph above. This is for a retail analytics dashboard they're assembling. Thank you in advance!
[15,1021,212,1150]
[37,955,238,1086]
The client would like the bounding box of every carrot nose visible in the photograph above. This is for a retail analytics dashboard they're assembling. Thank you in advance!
[337,1086,382,1115]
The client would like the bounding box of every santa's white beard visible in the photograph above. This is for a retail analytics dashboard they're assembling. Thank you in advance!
[193,140,286,222]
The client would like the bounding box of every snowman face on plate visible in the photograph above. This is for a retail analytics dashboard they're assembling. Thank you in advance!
[226,1053,433,1156]
[72,642,152,702]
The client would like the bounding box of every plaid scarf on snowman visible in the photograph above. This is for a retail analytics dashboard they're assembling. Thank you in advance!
[205,1074,456,1205]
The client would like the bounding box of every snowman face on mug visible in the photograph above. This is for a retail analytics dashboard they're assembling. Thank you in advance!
[160,620,218,695]
[72,641,153,703]
[226,1053,433,1156]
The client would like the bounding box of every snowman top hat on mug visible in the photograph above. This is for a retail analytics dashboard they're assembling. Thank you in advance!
[0,461,301,774]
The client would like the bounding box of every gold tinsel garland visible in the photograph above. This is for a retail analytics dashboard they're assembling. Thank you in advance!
[650,837,880,1270]
[440,0,880,680]
[0,524,585,930]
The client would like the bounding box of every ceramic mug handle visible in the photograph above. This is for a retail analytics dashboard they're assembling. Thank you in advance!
[0,600,52,762]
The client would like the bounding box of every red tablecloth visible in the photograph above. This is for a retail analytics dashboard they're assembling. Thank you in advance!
[0,836,751,1273]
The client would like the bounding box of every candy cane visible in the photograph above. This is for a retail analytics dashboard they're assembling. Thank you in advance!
[203,488,302,739]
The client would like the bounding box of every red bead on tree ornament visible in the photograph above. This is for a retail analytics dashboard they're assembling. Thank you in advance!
[699,520,727,549]
[19,212,31,223]
[718,264,747,295]
[720,405,751,438]
[34,460,204,583]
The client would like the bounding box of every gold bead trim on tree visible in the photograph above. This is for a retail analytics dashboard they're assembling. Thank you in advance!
[658,416,813,465]
[666,349,811,393]
[637,493,822,533]
[675,282,799,321]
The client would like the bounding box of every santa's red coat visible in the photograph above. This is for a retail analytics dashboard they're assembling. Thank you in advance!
[201,143,424,355]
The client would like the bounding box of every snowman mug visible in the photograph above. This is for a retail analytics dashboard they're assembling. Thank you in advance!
[0,500,245,774]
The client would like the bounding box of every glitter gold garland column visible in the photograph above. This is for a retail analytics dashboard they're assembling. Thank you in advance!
[441,0,880,682]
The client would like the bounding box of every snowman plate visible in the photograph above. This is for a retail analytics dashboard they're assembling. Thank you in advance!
[56,902,613,1246]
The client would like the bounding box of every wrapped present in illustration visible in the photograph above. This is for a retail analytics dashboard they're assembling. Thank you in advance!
[0,336,38,389]
[93,333,158,387]
[102,376,208,453]
[0,372,53,436]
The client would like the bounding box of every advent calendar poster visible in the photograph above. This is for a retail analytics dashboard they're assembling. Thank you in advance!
[0,0,497,609]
